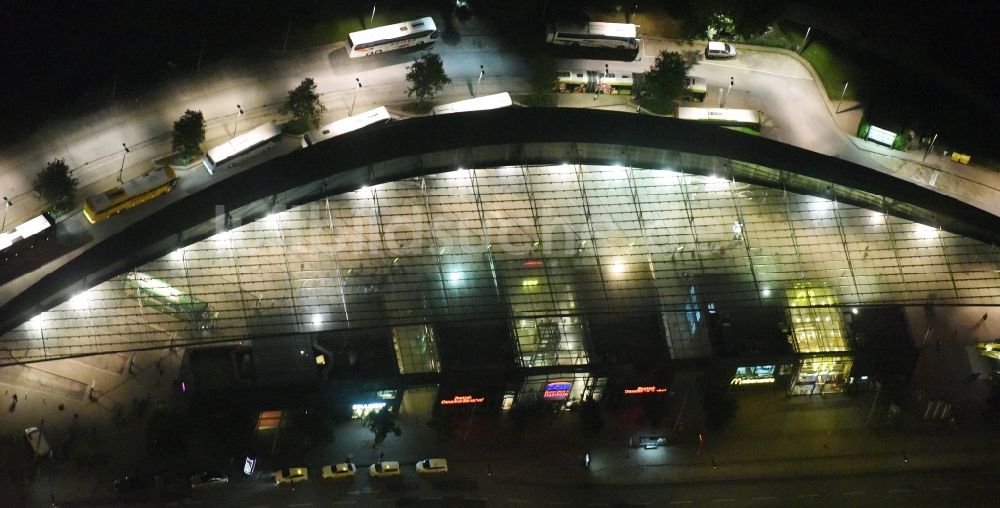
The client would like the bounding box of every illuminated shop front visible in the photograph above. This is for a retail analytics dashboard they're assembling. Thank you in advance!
[516,372,606,409]
[788,355,853,395]
[730,364,794,388]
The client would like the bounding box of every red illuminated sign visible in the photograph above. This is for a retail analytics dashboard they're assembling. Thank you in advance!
[624,385,668,395]
[523,259,544,268]
[440,395,485,405]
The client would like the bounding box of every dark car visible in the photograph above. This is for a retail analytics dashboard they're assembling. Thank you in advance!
[113,474,154,493]
[190,470,229,488]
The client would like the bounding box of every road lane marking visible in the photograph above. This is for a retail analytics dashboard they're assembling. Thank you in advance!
[669,502,693,505]
[331,502,357,506]
[712,499,735,503]
[888,489,910,494]
[700,61,815,80]
[751,496,775,501]
[507,500,530,504]
[844,491,865,496]
[797,494,819,498]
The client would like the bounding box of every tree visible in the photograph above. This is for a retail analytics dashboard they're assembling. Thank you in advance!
[172,109,205,159]
[32,158,78,216]
[280,77,326,131]
[680,0,788,41]
[575,397,604,435]
[642,51,692,111]
[702,385,738,431]
[364,406,401,448]
[405,53,452,103]
[525,54,557,107]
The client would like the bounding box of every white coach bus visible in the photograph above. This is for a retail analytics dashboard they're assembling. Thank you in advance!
[431,92,513,115]
[546,21,640,51]
[302,106,392,148]
[676,107,762,130]
[203,122,282,175]
[347,17,438,58]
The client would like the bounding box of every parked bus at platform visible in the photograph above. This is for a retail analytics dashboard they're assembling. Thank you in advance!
[431,92,513,115]
[347,17,438,58]
[554,70,635,95]
[676,107,762,131]
[302,106,392,148]
[125,272,214,329]
[83,166,178,224]
[546,21,640,51]
[203,122,282,175]
[0,212,55,262]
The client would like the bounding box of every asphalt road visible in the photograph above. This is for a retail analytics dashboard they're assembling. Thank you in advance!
[0,27,887,232]
[52,465,998,508]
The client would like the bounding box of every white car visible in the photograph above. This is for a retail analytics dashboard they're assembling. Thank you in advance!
[321,463,356,479]
[274,467,309,485]
[705,41,737,59]
[190,470,228,488]
[24,427,51,458]
[369,461,400,477]
[415,458,448,474]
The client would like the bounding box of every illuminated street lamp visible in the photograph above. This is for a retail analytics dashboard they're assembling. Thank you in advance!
[836,81,848,114]
[117,142,130,183]
[475,65,484,97]
[351,78,362,116]
[1,196,11,232]
[232,104,244,139]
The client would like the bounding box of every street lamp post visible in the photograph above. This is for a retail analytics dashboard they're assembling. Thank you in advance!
[117,143,130,183]
[475,65,484,97]
[721,77,733,108]
[1,196,11,232]
[800,26,811,54]
[836,81,849,114]
[370,3,376,26]
[232,104,244,139]
[923,133,938,162]
[351,78,362,116]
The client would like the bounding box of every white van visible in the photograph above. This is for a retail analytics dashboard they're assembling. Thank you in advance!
[25,427,51,458]
[705,41,737,59]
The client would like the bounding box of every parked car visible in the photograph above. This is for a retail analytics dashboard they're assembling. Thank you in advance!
[321,462,356,479]
[190,470,229,489]
[113,474,154,493]
[274,467,309,485]
[24,427,51,458]
[369,461,400,477]
[705,41,737,59]
[415,458,449,474]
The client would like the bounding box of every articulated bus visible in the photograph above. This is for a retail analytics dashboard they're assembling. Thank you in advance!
[431,92,513,115]
[0,213,55,262]
[546,21,640,51]
[302,106,392,148]
[554,70,635,95]
[347,17,438,58]
[84,166,178,223]
[203,122,282,175]
[125,272,214,329]
[676,107,762,131]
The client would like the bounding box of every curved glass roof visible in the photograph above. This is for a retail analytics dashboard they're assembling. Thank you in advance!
[4,163,998,365]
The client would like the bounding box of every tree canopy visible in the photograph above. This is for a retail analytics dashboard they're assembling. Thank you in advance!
[281,77,326,130]
[405,53,452,103]
[681,0,788,40]
[172,109,206,158]
[364,406,402,448]
[642,51,693,109]
[32,158,78,216]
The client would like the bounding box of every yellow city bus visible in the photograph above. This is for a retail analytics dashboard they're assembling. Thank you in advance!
[83,166,178,224]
